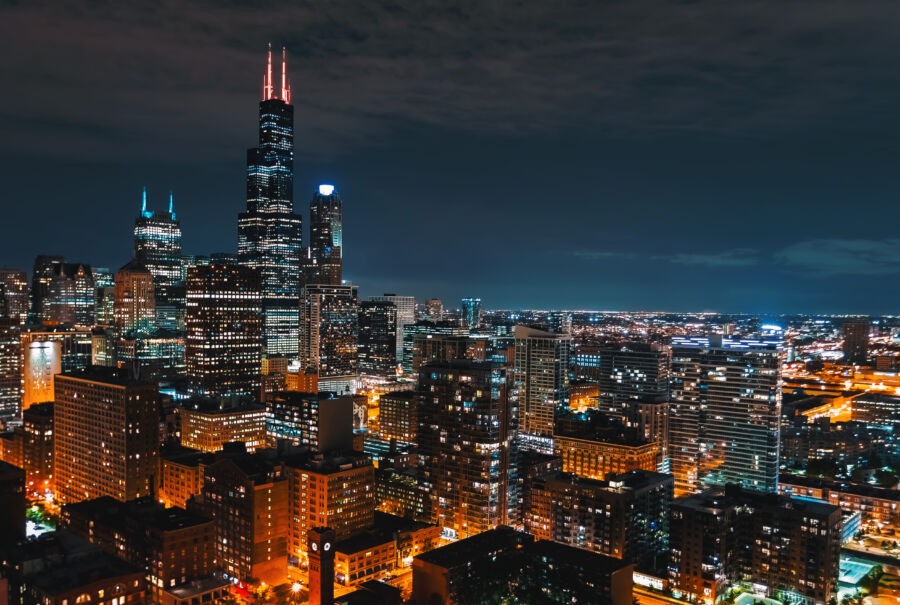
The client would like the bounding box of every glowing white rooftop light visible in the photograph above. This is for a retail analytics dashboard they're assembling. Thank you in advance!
[318,184,335,196]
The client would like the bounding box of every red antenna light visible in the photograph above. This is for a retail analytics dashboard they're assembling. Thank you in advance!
[281,47,290,104]
[265,42,274,100]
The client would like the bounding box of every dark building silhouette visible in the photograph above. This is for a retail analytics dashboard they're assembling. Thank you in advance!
[304,184,343,286]
[842,318,870,365]
[358,300,397,375]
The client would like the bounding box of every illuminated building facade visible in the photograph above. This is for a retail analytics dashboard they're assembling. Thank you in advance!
[53,370,160,505]
[134,187,184,331]
[285,451,375,565]
[0,318,20,419]
[596,342,670,409]
[842,317,870,365]
[265,391,353,451]
[21,338,61,409]
[514,325,571,451]
[421,298,443,321]
[237,47,301,356]
[460,297,481,328]
[30,254,63,321]
[159,445,209,509]
[300,284,359,380]
[178,399,267,453]
[41,262,95,326]
[333,533,395,587]
[0,268,29,324]
[370,294,415,360]
[304,184,343,286]
[417,360,518,538]
[115,332,185,380]
[61,496,217,603]
[669,336,782,495]
[375,467,429,521]
[22,401,53,497]
[525,470,673,570]
[114,259,156,333]
[358,300,397,375]
[553,433,660,480]
[188,452,288,586]
[185,264,262,398]
[400,321,469,374]
[378,390,417,443]
[669,486,840,605]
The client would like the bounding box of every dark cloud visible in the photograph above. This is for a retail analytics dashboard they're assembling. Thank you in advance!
[774,239,900,277]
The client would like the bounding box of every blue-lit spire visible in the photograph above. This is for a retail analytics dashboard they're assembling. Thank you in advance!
[169,190,175,220]
[141,186,152,218]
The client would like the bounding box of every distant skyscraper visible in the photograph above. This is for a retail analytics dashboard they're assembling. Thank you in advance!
[669,335,782,495]
[461,297,482,328]
[0,318,20,419]
[300,284,358,385]
[0,269,29,325]
[358,299,397,375]
[185,264,263,398]
[370,294,415,359]
[42,261,95,326]
[515,325,571,451]
[134,187,184,331]
[238,45,301,356]
[54,369,159,505]
[31,254,63,321]
[842,318,870,365]
[113,260,156,334]
[422,298,443,322]
[418,360,518,538]
[304,184,343,286]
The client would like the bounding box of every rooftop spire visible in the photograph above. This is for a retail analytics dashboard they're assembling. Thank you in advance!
[142,186,147,212]
[169,189,175,219]
[281,46,291,104]
[264,43,274,100]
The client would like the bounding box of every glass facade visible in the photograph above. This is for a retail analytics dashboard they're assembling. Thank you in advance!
[304,186,343,286]
[238,70,301,356]
[134,189,184,331]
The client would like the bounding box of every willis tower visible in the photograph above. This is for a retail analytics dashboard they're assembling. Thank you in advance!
[238,45,302,356]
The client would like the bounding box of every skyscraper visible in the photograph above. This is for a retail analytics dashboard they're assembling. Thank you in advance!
[185,264,263,398]
[31,254,63,321]
[0,318,20,419]
[669,335,782,495]
[300,284,359,389]
[358,299,397,376]
[0,269,29,325]
[514,325,571,452]
[842,318,870,365]
[113,260,156,333]
[370,294,415,359]
[41,261,95,326]
[134,187,184,331]
[417,360,518,539]
[238,45,302,356]
[461,297,482,328]
[304,184,343,286]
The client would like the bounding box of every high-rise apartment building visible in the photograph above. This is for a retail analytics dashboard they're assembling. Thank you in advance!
[22,402,53,497]
[265,391,353,451]
[378,390,417,443]
[460,297,481,328]
[285,451,375,566]
[669,486,841,605]
[304,184,343,286]
[185,264,262,398]
[370,294,415,360]
[669,336,782,495]
[417,360,517,538]
[358,300,397,375]
[400,321,470,374]
[0,318,20,419]
[300,283,359,383]
[113,260,156,333]
[514,325,571,451]
[841,318,870,365]
[525,470,673,571]
[421,299,443,322]
[0,269,29,324]
[596,342,670,408]
[53,370,160,505]
[30,254,63,321]
[237,46,302,356]
[134,188,184,331]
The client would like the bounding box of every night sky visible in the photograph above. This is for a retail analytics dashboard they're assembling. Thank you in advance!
[3,1,900,314]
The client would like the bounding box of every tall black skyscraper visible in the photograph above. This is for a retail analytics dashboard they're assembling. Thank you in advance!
[238,45,302,356]
[134,187,183,331]
[303,184,343,286]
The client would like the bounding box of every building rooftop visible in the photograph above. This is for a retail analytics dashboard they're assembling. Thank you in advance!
[334,530,394,555]
[780,472,900,503]
[58,367,157,388]
[414,526,532,569]
[63,496,212,532]
[283,449,372,474]
[525,539,633,572]
[179,398,265,414]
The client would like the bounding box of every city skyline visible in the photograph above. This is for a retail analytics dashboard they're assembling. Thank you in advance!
[4,3,900,313]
